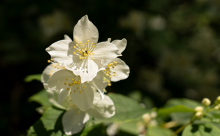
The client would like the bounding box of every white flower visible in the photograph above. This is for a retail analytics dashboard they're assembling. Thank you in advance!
[46,87,115,135]
[42,65,108,111]
[46,15,121,83]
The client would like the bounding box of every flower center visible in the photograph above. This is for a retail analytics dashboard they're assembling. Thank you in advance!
[63,76,86,94]
[73,40,95,60]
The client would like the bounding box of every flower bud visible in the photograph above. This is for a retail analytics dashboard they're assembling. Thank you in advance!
[194,106,203,112]
[150,111,157,118]
[214,105,219,110]
[142,113,151,123]
[202,98,211,106]
[149,120,158,127]
[195,111,203,119]
[216,96,220,102]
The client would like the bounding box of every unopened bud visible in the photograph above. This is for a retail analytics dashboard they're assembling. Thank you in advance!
[150,111,157,118]
[216,96,220,102]
[214,105,219,110]
[202,98,211,106]
[142,113,151,123]
[149,120,158,127]
[194,106,203,112]
[195,111,203,119]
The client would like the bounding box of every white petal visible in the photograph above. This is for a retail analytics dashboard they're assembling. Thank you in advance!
[46,40,72,65]
[73,15,99,44]
[62,109,89,135]
[111,38,127,54]
[111,58,130,82]
[89,71,109,99]
[70,82,94,111]
[87,92,115,119]
[92,42,121,68]
[46,70,75,103]
[46,89,65,109]
[64,35,72,41]
[41,63,60,84]
[58,89,70,104]
[73,59,99,83]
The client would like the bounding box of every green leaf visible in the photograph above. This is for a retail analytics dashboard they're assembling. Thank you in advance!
[128,90,142,102]
[160,99,201,124]
[206,110,220,120]
[119,121,139,135]
[182,123,220,136]
[95,93,148,123]
[28,106,66,136]
[29,89,50,106]
[146,126,176,136]
[170,112,193,125]
[25,74,42,82]
[164,98,201,109]
[194,117,220,130]
[158,105,194,116]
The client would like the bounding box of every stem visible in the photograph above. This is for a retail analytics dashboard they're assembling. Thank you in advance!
[170,118,194,136]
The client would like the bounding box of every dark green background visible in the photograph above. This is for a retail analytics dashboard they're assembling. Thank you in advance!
[1,0,220,135]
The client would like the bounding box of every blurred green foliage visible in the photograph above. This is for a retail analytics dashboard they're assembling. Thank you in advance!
[1,0,220,135]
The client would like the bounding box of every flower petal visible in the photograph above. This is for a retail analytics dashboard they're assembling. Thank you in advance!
[58,89,70,104]
[111,38,127,54]
[41,63,66,84]
[46,89,65,109]
[72,59,99,83]
[46,70,75,104]
[70,82,94,111]
[62,109,89,135]
[46,40,72,65]
[87,92,115,119]
[64,34,72,41]
[73,15,99,44]
[90,71,109,99]
[92,42,121,68]
[111,58,130,82]
[41,64,59,84]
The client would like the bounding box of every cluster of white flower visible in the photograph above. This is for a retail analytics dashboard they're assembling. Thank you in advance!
[41,15,130,135]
